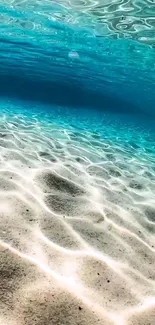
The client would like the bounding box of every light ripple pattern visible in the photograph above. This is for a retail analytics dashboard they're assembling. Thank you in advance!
[0,0,155,45]
[0,100,155,325]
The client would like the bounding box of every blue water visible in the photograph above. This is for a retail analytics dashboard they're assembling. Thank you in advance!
[0,2,155,122]
[1,2,155,324]
[0,1,155,188]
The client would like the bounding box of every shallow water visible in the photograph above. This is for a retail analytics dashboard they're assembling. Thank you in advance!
[0,1,155,116]
[0,2,155,325]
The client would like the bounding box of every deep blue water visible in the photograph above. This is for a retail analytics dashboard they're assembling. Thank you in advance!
[0,2,155,123]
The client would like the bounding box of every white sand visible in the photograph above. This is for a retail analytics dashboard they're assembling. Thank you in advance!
[0,111,155,325]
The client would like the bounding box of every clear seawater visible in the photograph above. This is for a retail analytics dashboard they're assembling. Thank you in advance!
[1,2,155,325]
[0,1,155,122]
[0,1,155,149]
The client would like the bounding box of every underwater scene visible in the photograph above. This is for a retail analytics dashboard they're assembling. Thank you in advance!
[0,1,155,325]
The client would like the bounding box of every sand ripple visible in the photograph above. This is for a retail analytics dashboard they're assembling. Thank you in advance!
[0,109,155,325]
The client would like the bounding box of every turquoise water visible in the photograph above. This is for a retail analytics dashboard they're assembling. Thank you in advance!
[0,1,155,120]
[1,3,155,325]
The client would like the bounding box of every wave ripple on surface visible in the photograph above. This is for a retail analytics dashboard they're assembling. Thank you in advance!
[1,0,155,45]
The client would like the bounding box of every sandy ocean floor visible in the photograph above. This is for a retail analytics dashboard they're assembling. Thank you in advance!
[0,106,155,325]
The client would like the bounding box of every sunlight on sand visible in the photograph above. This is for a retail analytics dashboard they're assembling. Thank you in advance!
[0,108,155,325]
